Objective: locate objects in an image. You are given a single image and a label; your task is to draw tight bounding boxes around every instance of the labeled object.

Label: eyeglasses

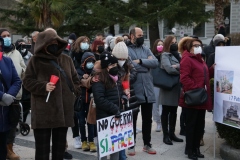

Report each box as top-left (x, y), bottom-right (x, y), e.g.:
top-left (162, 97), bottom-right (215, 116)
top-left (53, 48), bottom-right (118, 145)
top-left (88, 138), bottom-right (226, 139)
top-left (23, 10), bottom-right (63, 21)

top-left (192, 44), bottom-right (202, 48)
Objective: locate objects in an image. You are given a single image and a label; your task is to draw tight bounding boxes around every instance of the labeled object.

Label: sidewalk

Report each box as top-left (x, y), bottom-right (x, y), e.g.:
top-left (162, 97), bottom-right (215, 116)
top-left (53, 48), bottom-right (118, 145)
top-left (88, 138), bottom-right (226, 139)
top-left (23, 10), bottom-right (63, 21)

top-left (14, 108), bottom-right (223, 160)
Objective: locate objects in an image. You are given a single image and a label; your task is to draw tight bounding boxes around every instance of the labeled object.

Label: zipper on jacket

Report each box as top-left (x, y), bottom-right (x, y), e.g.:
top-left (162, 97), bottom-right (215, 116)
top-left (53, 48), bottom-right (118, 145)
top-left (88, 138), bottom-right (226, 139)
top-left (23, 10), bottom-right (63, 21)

top-left (116, 82), bottom-right (121, 111)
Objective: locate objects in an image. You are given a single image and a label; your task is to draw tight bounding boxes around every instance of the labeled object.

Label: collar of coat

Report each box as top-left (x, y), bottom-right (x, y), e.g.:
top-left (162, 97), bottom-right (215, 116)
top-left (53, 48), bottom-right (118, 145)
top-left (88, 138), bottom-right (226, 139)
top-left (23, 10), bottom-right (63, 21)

top-left (182, 50), bottom-right (204, 63)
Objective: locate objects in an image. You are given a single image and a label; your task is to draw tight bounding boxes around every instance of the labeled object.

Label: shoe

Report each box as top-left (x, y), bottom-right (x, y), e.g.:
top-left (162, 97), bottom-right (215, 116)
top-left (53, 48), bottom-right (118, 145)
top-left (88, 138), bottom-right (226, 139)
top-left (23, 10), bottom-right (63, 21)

top-left (155, 123), bottom-right (162, 132)
top-left (63, 151), bottom-right (73, 159)
top-left (74, 136), bottom-right (82, 149)
top-left (143, 144), bottom-right (156, 154)
top-left (188, 150), bottom-right (198, 160)
top-left (136, 128), bottom-right (142, 134)
top-left (169, 133), bottom-right (184, 142)
top-left (6, 144), bottom-right (20, 160)
top-left (163, 135), bottom-right (173, 145)
top-left (89, 142), bottom-right (97, 152)
top-left (179, 129), bottom-right (186, 136)
top-left (128, 147), bottom-right (136, 156)
top-left (200, 138), bottom-right (204, 146)
top-left (195, 148), bottom-right (204, 158)
top-left (82, 141), bottom-right (90, 151)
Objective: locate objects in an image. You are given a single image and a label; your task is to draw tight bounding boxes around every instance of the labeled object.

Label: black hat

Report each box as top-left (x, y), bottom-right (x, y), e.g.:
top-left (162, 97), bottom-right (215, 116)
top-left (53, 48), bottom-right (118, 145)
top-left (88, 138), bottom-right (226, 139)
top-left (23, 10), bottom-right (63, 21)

top-left (0, 28), bottom-right (9, 36)
top-left (100, 51), bottom-right (118, 69)
top-left (69, 33), bottom-right (77, 41)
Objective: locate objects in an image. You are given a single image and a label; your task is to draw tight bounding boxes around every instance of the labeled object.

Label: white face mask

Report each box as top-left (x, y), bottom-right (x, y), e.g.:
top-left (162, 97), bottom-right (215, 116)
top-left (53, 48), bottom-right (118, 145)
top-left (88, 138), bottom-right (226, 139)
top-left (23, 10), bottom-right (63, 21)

top-left (68, 39), bottom-right (73, 44)
top-left (118, 60), bottom-right (126, 67)
top-left (21, 49), bottom-right (27, 53)
top-left (193, 47), bottom-right (202, 55)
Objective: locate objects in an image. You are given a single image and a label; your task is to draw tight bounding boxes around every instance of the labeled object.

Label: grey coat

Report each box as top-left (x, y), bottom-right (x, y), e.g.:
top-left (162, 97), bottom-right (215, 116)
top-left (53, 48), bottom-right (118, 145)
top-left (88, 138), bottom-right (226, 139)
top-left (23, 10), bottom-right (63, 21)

top-left (159, 52), bottom-right (181, 106)
top-left (127, 43), bottom-right (158, 104)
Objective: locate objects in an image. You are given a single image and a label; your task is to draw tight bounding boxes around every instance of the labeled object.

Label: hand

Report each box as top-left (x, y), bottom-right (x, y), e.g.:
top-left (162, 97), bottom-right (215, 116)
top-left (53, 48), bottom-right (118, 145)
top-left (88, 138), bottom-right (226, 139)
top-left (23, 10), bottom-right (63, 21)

top-left (124, 89), bottom-right (130, 99)
top-left (83, 74), bottom-right (89, 79)
top-left (2, 94), bottom-right (15, 106)
top-left (91, 75), bottom-right (99, 83)
top-left (172, 65), bottom-right (178, 68)
top-left (133, 59), bottom-right (140, 64)
top-left (46, 82), bottom-right (56, 92)
top-left (212, 63), bottom-right (216, 69)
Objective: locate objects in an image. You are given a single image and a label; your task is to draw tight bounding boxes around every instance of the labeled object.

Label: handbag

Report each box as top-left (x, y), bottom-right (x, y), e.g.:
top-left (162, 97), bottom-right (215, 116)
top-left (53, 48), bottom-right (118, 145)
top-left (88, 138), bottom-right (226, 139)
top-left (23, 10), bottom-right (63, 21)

top-left (87, 94), bottom-right (96, 124)
top-left (184, 66), bottom-right (208, 106)
top-left (0, 73), bottom-right (20, 127)
top-left (151, 56), bottom-right (179, 90)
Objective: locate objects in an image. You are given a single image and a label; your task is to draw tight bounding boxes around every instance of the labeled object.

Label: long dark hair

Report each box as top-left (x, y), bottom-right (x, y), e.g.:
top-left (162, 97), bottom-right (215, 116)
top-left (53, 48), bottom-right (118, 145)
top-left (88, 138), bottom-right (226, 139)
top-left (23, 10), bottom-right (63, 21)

top-left (152, 39), bottom-right (164, 55)
top-left (98, 68), bottom-right (116, 89)
top-left (163, 35), bottom-right (175, 53)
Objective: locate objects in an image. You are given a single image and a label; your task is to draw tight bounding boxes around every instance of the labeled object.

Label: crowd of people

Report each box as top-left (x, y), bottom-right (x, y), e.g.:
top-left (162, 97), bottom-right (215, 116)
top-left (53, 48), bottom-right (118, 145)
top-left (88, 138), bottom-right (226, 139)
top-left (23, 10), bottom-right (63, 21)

top-left (0, 25), bottom-right (230, 160)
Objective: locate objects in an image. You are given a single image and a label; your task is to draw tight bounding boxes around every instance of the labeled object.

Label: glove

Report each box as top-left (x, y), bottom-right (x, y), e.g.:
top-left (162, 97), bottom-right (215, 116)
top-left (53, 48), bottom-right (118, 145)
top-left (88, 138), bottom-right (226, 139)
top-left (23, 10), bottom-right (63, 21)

top-left (115, 111), bottom-right (122, 119)
top-left (0, 101), bottom-right (7, 106)
top-left (2, 93), bottom-right (15, 106)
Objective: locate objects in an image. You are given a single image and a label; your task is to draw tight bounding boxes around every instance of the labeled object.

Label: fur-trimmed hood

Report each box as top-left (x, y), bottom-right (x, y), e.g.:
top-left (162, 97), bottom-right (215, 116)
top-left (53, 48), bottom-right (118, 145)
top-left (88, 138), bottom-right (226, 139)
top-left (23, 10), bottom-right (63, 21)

top-left (178, 37), bottom-right (193, 53)
top-left (34, 30), bottom-right (67, 58)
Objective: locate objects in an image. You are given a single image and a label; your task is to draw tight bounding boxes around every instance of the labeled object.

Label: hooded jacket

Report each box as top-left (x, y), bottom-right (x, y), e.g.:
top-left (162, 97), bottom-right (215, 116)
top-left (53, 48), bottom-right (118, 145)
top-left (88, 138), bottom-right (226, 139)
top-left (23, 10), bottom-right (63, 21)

top-left (23, 30), bottom-right (81, 129)
top-left (78, 52), bottom-right (95, 103)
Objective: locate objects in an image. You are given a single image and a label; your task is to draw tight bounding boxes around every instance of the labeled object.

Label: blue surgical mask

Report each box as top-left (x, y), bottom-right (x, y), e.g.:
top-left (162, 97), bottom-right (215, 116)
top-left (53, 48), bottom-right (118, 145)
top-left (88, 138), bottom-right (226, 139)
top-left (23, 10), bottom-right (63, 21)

top-left (86, 62), bottom-right (94, 69)
top-left (3, 37), bottom-right (11, 47)
top-left (80, 42), bottom-right (89, 51)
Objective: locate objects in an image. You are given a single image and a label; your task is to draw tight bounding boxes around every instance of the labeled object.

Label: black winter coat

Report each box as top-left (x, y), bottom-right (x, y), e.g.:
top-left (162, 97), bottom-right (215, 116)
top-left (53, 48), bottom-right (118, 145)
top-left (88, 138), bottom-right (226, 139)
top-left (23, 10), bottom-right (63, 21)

top-left (92, 80), bottom-right (123, 120)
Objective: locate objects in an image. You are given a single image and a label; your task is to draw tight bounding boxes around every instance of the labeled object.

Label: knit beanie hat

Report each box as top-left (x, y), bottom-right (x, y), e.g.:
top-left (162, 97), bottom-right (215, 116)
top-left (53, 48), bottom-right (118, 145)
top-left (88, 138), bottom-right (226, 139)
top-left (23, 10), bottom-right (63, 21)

top-left (100, 51), bottom-right (118, 69)
top-left (213, 34), bottom-right (224, 43)
top-left (0, 28), bottom-right (8, 36)
top-left (69, 33), bottom-right (77, 41)
top-left (112, 42), bottom-right (128, 59)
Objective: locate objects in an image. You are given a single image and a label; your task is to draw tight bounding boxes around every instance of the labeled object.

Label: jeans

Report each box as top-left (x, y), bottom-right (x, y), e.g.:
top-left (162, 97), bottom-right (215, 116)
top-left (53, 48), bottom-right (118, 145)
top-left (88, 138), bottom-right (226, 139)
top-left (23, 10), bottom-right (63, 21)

top-left (119, 149), bottom-right (127, 160)
top-left (71, 112), bottom-right (80, 138)
top-left (33, 127), bottom-right (68, 160)
top-left (0, 131), bottom-right (8, 160)
top-left (79, 102), bottom-right (94, 142)
top-left (185, 108), bottom-right (205, 151)
top-left (152, 87), bottom-right (162, 123)
top-left (141, 103), bottom-right (153, 146)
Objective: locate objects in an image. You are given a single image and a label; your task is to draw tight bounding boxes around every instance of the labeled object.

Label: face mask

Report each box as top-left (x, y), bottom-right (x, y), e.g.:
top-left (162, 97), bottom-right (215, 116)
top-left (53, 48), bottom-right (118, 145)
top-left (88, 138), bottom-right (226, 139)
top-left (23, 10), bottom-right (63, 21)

top-left (21, 49), bottom-right (27, 53)
top-left (3, 37), bottom-right (11, 47)
top-left (46, 44), bottom-right (58, 54)
top-left (135, 37), bottom-right (144, 46)
top-left (193, 47), bottom-right (202, 55)
top-left (68, 39), bottom-right (73, 44)
top-left (97, 46), bottom-right (104, 53)
top-left (86, 62), bottom-right (94, 69)
top-left (157, 45), bottom-right (163, 52)
top-left (118, 60), bottom-right (126, 67)
top-left (108, 66), bottom-right (119, 76)
top-left (109, 74), bottom-right (118, 82)
top-left (80, 42), bottom-right (89, 51)
top-left (170, 43), bottom-right (178, 52)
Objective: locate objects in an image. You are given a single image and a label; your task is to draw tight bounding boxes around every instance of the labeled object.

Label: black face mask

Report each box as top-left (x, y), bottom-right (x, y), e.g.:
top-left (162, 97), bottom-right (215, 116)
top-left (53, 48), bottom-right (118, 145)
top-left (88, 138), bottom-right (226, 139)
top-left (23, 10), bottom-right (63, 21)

top-left (135, 37), bottom-right (144, 46)
top-left (46, 44), bottom-right (58, 55)
top-left (170, 43), bottom-right (178, 52)
top-left (109, 66), bottom-right (119, 76)
top-left (97, 46), bottom-right (104, 53)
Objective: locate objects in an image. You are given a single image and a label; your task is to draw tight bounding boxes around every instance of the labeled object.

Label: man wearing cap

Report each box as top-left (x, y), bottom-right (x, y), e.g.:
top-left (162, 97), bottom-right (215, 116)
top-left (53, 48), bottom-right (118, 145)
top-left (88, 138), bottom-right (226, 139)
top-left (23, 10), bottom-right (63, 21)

top-left (126, 27), bottom-right (158, 155)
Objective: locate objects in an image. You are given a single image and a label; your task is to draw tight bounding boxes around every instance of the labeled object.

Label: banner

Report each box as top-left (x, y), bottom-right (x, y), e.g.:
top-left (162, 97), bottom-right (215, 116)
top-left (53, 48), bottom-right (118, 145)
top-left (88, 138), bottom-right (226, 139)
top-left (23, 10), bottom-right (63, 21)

top-left (213, 46), bottom-right (240, 129)
top-left (97, 110), bottom-right (134, 158)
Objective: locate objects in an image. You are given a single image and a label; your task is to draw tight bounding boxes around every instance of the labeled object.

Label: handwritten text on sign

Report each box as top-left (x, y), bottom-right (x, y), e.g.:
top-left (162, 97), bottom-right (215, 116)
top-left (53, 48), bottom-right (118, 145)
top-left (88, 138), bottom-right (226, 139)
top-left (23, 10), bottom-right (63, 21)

top-left (97, 110), bottom-right (134, 158)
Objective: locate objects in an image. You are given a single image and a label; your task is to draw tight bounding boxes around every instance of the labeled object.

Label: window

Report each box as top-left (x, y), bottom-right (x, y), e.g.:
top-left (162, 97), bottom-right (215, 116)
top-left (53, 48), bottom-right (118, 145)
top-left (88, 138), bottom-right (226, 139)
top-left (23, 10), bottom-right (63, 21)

top-left (193, 22), bottom-right (205, 37)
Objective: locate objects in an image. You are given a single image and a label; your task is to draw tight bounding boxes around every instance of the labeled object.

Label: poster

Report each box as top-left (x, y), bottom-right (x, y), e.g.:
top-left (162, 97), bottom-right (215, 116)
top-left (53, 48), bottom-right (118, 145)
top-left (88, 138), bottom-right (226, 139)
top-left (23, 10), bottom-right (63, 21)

top-left (97, 110), bottom-right (134, 158)
top-left (213, 46), bottom-right (240, 129)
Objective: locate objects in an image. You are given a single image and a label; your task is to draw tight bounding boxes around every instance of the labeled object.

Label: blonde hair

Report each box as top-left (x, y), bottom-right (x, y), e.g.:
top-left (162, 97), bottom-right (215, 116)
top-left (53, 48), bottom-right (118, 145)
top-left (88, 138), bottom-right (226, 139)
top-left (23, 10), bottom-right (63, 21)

top-left (115, 36), bottom-right (124, 44)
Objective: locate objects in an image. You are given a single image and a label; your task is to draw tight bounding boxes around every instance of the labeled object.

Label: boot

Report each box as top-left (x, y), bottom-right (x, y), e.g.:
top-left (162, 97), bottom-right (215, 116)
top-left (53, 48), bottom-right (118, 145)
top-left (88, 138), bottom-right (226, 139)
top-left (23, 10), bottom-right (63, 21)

top-left (188, 149), bottom-right (198, 160)
top-left (169, 112), bottom-right (183, 142)
top-left (161, 114), bottom-right (173, 145)
top-left (6, 144), bottom-right (20, 160)
top-left (194, 148), bottom-right (204, 158)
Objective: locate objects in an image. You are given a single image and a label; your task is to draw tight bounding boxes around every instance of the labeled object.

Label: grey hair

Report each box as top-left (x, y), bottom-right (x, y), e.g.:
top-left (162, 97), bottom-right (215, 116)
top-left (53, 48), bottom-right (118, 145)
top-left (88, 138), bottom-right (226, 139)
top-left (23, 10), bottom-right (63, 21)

top-left (31, 31), bottom-right (39, 37)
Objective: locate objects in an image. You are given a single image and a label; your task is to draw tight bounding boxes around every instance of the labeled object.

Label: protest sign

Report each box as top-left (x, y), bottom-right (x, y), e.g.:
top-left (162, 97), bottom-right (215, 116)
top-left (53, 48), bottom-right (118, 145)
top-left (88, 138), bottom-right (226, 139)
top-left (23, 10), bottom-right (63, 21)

top-left (97, 110), bottom-right (134, 158)
top-left (213, 46), bottom-right (240, 129)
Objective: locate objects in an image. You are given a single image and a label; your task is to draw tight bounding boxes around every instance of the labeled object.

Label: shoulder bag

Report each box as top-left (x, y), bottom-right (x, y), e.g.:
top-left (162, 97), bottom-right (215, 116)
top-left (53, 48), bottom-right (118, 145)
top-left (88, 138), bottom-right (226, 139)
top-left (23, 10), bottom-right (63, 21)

top-left (50, 60), bottom-right (81, 112)
top-left (184, 66), bottom-right (208, 106)
top-left (151, 55), bottom-right (179, 90)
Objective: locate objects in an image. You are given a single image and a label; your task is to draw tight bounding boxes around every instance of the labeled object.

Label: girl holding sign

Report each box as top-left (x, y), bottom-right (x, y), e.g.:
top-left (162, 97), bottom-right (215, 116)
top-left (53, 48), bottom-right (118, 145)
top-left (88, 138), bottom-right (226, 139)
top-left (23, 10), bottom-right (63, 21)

top-left (23, 29), bottom-right (80, 160)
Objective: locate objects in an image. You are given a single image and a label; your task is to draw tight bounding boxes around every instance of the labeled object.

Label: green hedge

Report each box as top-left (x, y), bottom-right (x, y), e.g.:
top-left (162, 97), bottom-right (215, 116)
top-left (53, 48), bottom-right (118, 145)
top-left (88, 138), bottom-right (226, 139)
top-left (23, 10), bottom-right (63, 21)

top-left (210, 79), bottom-right (240, 149)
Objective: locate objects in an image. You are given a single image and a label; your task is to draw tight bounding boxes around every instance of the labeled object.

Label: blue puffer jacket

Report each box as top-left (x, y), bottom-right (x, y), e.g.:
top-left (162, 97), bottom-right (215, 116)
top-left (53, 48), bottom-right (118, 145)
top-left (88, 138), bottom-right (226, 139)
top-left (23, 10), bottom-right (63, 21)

top-left (0, 56), bottom-right (22, 132)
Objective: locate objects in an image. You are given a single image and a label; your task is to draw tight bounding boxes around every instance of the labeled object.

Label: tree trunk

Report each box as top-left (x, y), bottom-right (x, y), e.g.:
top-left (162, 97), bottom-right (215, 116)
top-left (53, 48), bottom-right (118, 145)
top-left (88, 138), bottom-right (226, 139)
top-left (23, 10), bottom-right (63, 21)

top-left (149, 21), bottom-right (160, 49)
top-left (214, 0), bottom-right (225, 34)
